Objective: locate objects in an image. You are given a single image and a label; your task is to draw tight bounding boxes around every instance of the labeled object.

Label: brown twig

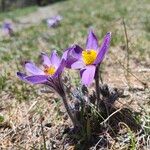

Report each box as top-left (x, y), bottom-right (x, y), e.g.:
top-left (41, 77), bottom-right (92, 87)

top-left (40, 116), bottom-right (47, 150)
top-left (111, 52), bottom-right (147, 89)
top-left (122, 19), bottom-right (131, 88)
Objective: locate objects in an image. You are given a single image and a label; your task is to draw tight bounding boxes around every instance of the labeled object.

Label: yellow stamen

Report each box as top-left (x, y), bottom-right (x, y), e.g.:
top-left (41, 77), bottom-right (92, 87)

top-left (82, 49), bottom-right (97, 65)
top-left (44, 66), bottom-right (56, 75)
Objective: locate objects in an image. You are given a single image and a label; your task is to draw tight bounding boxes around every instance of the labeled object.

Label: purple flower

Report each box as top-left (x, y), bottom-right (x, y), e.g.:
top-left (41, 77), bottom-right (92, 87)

top-left (17, 50), bottom-right (65, 86)
top-left (17, 51), bottom-right (78, 126)
top-left (65, 30), bottom-right (111, 86)
top-left (2, 22), bottom-right (14, 36)
top-left (47, 15), bottom-right (63, 28)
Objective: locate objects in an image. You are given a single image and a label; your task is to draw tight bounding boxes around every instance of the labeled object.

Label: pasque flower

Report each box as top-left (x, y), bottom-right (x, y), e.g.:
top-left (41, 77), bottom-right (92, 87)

top-left (2, 22), bottom-right (14, 36)
top-left (47, 15), bottom-right (63, 28)
top-left (17, 50), bottom-right (78, 127)
top-left (17, 51), bottom-right (65, 84)
top-left (65, 30), bottom-right (111, 86)
top-left (17, 50), bottom-right (67, 97)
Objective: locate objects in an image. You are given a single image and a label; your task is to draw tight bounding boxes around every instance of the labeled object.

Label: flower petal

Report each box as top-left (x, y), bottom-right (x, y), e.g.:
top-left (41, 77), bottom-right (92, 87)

top-left (71, 60), bottom-right (85, 69)
top-left (17, 72), bottom-right (47, 84)
top-left (80, 68), bottom-right (86, 78)
top-left (62, 50), bottom-right (68, 60)
top-left (17, 72), bottom-right (27, 81)
top-left (63, 45), bottom-right (83, 68)
top-left (81, 65), bottom-right (96, 86)
top-left (41, 53), bottom-right (51, 66)
top-left (25, 75), bottom-right (48, 84)
top-left (94, 32), bottom-right (111, 64)
top-left (86, 30), bottom-right (99, 50)
top-left (53, 59), bottom-right (66, 77)
top-left (25, 62), bottom-right (44, 75)
top-left (50, 50), bottom-right (61, 68)
top-left (69, 45), bottom-right (83, 59)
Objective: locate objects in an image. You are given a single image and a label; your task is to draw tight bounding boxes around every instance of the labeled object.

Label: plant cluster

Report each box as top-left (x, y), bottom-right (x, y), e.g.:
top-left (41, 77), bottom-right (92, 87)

top-left (17, 30), bottom-right (141, 149)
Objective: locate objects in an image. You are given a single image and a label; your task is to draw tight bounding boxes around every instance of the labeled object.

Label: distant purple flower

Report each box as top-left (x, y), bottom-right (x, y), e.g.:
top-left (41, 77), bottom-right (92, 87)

top-left (17, 51), bottom-right (66, 95)
top-left (65, 30), bottom-right (111, 86)
top-left (47, 15), bottom-right (63, 28)
top-left (2, 22), bottom-right (14, 36)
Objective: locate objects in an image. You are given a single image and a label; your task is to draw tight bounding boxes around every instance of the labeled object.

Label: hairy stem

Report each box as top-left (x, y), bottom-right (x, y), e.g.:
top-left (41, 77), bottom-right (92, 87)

top-left (95, 65), bottom-right (101, 108)
top-left (48, 76), bottom-right (79, 127)
top-left (62, 94), bottom-right (78, 127)
top-left (99, 67), bottom-right (103, 84)
top-left (95, 67), bottom-right (110, 124)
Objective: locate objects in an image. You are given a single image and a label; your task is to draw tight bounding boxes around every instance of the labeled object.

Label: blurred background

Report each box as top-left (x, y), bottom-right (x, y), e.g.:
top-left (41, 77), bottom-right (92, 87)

top-left (0, 0), bottom-right (64, 12)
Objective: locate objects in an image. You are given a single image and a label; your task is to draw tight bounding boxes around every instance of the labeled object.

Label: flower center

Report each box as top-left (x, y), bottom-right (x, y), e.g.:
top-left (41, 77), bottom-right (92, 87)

top-left (82, 49), bottom-right (97, 65)
top-left (44, 66), bottom-right (56, 75)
